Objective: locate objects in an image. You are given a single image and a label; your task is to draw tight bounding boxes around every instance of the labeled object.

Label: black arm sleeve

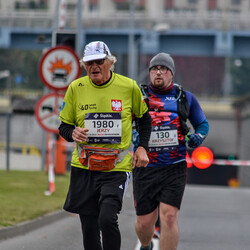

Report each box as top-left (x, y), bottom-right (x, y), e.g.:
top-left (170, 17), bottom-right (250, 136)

top-left (137, 110), bottom-right (152, 151)
top-left (58, 121), bottom-right (75, 142)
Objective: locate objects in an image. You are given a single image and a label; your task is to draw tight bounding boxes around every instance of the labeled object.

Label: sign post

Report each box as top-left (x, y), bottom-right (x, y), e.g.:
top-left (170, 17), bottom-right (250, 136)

top-left (37, 45), bottom-right (81, 195)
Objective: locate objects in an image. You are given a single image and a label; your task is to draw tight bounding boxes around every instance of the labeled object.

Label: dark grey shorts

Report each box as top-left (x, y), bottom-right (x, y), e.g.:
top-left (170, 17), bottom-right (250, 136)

top-left (132, 161), bottom-right (187, 215)
top-left (64, 166), bottom-right (131, 216)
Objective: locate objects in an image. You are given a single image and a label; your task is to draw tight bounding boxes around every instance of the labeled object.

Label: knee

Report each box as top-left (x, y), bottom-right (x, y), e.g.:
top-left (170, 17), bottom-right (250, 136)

top-left (163, 213), bottom-right (178, 229)
top-left (99, 210), bottom-right (118, 231)
top-left (136, 217), bottom-right (153, 231)
top-left (80, 214), bottom-right (99, 233)
top-left (136, 218), bottom-right (146, 230)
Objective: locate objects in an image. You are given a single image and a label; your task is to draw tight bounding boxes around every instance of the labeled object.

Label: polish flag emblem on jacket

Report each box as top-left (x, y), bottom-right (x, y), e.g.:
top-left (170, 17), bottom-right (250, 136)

top-left (111, 100), bottom-right (122, 111)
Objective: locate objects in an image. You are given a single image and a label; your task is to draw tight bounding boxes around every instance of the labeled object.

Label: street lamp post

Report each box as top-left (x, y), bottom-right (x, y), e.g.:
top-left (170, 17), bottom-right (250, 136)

top-left (128, 0), bottom-right (136, 80)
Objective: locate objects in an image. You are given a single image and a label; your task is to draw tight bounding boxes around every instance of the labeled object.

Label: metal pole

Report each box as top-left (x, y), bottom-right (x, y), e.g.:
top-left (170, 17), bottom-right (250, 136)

top-left (6, 112), bottom-right (11, 172)
top-left (128, 0), bottom-right (135, 80)
top-left (41, 0), bottom-right (60, 171)
top-left (223, 56), bottom-right (232, 97)
top-left (76, 0), bottom-right (83, 57)
top-left (53, 0), bottom-right (61, 31)
top-left (40, 130), bottom-right (47, 171)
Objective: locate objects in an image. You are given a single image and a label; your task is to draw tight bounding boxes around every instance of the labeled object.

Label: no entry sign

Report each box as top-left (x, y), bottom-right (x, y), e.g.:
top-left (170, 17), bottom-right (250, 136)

top-left (39, 46), bottom-right (81, 90)
top-left (35, 93), bottom-right (64, 133)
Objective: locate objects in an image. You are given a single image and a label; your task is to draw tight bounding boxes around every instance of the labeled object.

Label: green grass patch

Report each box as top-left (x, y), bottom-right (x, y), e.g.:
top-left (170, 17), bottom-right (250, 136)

top-left (0, 170), bottom-right (70, 228)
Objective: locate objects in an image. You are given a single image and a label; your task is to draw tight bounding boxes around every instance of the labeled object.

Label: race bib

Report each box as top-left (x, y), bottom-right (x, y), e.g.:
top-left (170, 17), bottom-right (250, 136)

top-left (148, 124), bottom-right (179, 152)
top-left (85, 112), bottom-right (122, 144)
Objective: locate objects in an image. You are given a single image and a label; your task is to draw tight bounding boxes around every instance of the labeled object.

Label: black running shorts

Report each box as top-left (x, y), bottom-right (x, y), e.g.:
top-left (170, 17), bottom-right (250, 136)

top-left (132, 161), bottom-right (187, 215)
top-left (64, 166), bottom-right (131, 216)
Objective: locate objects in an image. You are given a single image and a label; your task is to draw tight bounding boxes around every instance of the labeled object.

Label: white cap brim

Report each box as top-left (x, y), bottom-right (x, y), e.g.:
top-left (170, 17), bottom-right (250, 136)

top-left (82, 53), bottom-right (107, 62)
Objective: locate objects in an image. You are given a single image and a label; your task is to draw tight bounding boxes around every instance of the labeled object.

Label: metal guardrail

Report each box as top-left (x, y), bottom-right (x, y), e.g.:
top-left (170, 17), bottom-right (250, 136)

top-left (0, 9), bottom-right (250, 30)
top-left (0, 89), bottom-right (43, 98)
top-left (0, 142), bottom-right (41, 156)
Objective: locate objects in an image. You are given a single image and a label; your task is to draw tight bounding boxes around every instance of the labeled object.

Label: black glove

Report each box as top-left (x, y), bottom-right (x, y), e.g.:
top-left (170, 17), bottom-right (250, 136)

top-left (187, 133), bottom-right (204, 148)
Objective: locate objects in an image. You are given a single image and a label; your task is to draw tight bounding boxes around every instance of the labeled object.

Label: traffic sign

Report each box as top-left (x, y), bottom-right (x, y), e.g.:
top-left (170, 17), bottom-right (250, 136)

top-left (35, 93), bottom-right (64, 133)
top-left (39, 46), bottom-right (81, 90)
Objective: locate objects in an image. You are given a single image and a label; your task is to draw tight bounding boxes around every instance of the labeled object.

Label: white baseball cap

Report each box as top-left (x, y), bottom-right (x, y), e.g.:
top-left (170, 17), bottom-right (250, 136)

top-left (82, 41), bottom-right (111, 62)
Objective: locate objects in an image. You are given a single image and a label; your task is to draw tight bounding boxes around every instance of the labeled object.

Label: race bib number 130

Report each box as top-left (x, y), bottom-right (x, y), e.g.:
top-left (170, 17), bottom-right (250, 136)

top-left (85, 112), bottom-right (122, 144)
top-left (148, 124), bottom-right (179, 152)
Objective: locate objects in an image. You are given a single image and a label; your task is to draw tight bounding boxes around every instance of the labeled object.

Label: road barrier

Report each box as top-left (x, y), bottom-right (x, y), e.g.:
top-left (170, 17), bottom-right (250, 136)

top-left (0, 142), bottom-right (40, 155)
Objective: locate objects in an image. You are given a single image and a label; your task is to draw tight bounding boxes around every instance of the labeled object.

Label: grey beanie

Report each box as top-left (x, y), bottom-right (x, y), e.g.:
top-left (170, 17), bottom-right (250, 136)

top-left (149, 52), bottom-right (175, 75)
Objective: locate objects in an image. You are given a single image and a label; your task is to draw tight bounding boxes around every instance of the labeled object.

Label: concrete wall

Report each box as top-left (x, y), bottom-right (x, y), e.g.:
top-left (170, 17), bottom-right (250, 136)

top-left (204, 118), bottom-right (237, 156)
top-left (238, 102), bottom-right (250, 187)
top-left (0, 113), bottom-right (44, 151)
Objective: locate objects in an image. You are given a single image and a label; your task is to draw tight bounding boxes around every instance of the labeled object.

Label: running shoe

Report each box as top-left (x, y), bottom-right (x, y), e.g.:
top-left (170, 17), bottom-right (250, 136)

top-left (140, 241), bottom-right (153, 250)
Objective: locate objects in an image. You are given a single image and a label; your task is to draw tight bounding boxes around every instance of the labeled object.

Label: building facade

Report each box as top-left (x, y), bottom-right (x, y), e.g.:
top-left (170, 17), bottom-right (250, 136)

top-left (0, 0), bottom-right (250, 30)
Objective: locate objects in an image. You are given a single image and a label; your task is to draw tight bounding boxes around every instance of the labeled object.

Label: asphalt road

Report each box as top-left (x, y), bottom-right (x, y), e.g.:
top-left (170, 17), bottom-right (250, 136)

top-left (1, 183), bottom-right (250, 250)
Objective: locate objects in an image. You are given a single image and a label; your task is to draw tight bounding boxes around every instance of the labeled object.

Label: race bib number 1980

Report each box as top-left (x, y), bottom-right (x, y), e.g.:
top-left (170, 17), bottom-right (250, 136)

top-left (85, 112), bottom-right (122, 144)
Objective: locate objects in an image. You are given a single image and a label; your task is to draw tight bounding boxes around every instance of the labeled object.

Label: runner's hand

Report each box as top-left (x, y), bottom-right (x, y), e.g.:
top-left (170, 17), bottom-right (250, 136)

top-left (72, 127), bottom-right (89, 143)
top-left (132, 146), bottom-right (149, 168)
top-left (187, 133), bottom-right (203, 148)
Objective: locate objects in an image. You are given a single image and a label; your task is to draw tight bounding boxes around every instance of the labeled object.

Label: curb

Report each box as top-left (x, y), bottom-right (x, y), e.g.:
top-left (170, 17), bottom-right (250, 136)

top-left (0, 210), bottom-right (70, 241)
